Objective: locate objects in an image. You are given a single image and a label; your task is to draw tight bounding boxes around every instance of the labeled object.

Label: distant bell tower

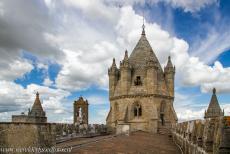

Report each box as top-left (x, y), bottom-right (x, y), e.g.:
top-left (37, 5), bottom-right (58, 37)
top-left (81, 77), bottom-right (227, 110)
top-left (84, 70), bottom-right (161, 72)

top-left (73, 96), bottom-right (89, 125)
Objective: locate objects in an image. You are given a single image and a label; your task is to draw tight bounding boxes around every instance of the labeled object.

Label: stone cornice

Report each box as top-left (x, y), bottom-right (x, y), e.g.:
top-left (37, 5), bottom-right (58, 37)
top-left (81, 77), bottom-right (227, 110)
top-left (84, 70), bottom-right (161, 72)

top-left (110, 93), bottom-right (174, 101)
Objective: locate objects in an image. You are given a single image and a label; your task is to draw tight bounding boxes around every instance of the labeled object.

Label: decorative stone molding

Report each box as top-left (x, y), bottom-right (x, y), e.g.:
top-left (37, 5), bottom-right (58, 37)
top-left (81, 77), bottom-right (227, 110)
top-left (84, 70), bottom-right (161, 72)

top-left (110, 94), bottom-right (174, 101)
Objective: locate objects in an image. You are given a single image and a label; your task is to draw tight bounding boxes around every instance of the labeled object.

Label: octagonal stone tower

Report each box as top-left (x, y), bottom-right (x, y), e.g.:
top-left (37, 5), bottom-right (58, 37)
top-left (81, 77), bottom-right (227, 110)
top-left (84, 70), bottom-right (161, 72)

top-left (106, 26), bottom-right (178, 134)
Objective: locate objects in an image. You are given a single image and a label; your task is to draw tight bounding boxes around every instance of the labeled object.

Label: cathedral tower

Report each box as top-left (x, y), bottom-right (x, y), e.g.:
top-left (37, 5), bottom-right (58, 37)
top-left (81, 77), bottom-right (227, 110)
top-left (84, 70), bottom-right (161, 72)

top-left (106, 25), bottom-right (177, 134)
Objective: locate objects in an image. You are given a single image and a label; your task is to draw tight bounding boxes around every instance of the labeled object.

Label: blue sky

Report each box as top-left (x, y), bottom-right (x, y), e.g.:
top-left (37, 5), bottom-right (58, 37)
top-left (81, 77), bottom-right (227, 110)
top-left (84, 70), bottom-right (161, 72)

top-left (0, 0), bottom-right (230, 123)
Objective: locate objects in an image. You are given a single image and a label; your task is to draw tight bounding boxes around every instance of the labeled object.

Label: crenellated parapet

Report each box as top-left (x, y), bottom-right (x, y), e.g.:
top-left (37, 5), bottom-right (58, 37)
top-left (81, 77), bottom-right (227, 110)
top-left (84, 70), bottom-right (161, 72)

top-left (172, 116), bottom-right (230, 154)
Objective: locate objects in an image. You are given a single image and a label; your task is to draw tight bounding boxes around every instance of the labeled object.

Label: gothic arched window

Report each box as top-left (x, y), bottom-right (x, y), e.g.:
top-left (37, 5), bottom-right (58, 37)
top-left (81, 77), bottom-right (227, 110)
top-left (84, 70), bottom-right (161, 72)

top-left (134, 102), bottom-right (142, 118)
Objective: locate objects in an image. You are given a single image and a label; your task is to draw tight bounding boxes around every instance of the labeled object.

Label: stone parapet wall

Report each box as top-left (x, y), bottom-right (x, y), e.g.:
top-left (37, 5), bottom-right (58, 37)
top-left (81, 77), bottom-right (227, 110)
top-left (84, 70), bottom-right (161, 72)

top-left (172, 116), bottom-right (230, 154)
top-left (0, 122), bottom-right (56, 153)
top-left (12, 115), bottom-right (47, 123)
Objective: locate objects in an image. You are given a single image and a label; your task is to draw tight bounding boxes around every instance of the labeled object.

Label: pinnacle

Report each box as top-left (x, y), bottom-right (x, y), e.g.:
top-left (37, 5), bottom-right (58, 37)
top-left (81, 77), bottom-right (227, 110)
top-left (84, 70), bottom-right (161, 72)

top-left (112, 58), bottom-right (117, 68)
top-left (142, 24), bottom-right (145, 35)
top-left (124, 50), bottom-right (128, 60)
top-left (31, 92), bottom-right (44, 113)
top-left (205, 88), bottom-right (223, 118)
top-left (166, 56), bottom-right (173, 68)
top-left (213, 88), bottom-right (216, 94)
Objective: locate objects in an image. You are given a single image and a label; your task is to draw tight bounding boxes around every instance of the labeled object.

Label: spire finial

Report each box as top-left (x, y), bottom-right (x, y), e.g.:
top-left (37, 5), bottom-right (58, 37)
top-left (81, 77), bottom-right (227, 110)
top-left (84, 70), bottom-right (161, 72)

top-left (112, 58), bottom-right (117, 68)
top-left (125, 50), bottom-right (128, 58)
top-left (213, 88), bottom-right (216, 94)
top-left (142, 11), bottom-right (145, 35)
top-left (36, 91), bottom-right (39, 97)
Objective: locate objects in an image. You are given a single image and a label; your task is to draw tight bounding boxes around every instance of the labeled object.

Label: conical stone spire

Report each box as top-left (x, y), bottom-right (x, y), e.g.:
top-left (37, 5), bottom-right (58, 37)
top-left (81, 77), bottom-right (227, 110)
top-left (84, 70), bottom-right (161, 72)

top-left (120, 50), bottom-right (130, 69)
top-left (204, 88), bottom-right (224, 119)
top-left (111, 58), bottom-right (117, 68)
top-left (129, 27), bottom-right (162, 72)
top-left (29, 92), bottom-right (45, 117)
top-left (166, 56), bottom-right (173, 68)
top-left (164, 56), bottom-right (175, 73)
top-left (124, 50), bottom-right (128, 60)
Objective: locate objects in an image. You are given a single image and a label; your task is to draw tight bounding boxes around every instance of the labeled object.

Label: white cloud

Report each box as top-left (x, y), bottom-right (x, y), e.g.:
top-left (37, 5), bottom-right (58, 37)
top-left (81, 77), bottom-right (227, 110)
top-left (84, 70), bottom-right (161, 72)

top-left (87, 96), bottom-right (108, 105)
top-left (0, 81), bottom-right (71, 122)
top-left (182, 60), bottom-right (230, 93)
top-left (177, 108), bottom-right (205, 122)
top-left (0, 1), bottom-right (4, 16)
top-left (105, 0), bottom-right (218, 13)
top-left (192, 28), bottom-right (230, 64)
top-left (89, 108), bottom-right (109, 124)
top-left (43, 77), bottom-right (54, 86)
top-left (37, 62), bottom-right (49, 70)
top-left (167, 0), bottom-right (218, 12)
top-left (63, 0), bottom-right (119, 24)
top-left (222, 104), bottom-right (230, 116)
top-left (0, 58), bottom-right (33, 81)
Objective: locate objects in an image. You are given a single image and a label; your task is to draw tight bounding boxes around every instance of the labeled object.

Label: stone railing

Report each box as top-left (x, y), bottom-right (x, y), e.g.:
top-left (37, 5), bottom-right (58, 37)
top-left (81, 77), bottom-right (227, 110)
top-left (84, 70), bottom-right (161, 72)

top-left (172, 116), bottom-right (230, 154)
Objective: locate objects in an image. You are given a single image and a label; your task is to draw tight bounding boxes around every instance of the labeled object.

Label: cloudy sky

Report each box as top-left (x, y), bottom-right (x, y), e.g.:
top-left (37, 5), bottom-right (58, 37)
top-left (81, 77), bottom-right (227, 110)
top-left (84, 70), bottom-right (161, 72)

top-left (0, 0), bottom-right (229, 123)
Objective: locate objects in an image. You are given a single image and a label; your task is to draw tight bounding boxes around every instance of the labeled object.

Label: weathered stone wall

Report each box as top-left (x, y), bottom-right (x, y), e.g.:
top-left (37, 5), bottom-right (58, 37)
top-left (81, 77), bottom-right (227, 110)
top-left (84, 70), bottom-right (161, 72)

top-left (107, 96), bottom-right (177, 134)
top-left (0, 122), bottom-right (56, 153)
top-left (172, 116), bottom-right (230, 154)
top-left (12, 115), bottom-right (47, 123)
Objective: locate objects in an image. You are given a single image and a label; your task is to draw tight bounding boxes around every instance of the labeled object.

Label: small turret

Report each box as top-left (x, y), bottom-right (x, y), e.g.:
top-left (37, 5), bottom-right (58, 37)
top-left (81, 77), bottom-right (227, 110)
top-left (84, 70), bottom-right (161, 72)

top-left (204, 88), bottom-right (224, 119)
top-left (146, 52), bottom-right (158, 93)
top-left (108, 58), bottom-right (119, 97)
top-left (164, 56), bottom-right (175, 97)
top-left (164, 56), bottom-right (175, 72)
top-left (108, 58), bottom-right (117, 74)
top-left (120, 50), bottom-right (129, 68)
top-left (29, 92), bottom-right (46, 117)
top-left (120, 50), bottom-right (131, 95)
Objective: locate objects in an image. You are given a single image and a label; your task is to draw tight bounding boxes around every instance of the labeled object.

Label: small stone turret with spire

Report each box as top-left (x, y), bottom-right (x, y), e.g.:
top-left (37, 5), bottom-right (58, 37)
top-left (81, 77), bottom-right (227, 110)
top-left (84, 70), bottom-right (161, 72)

top-left (12, 92), bottom-right (47, 123)
top-left (204, 88), bottom-right (224, 119)
top-left (120, 50), bottom-right (131, 95)
top-left (108, 58), bottom-right (119, 97)
top-left (164, 56), bottom-right (175, 97)
top-left (28, 92), bottom-right (46, 117)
